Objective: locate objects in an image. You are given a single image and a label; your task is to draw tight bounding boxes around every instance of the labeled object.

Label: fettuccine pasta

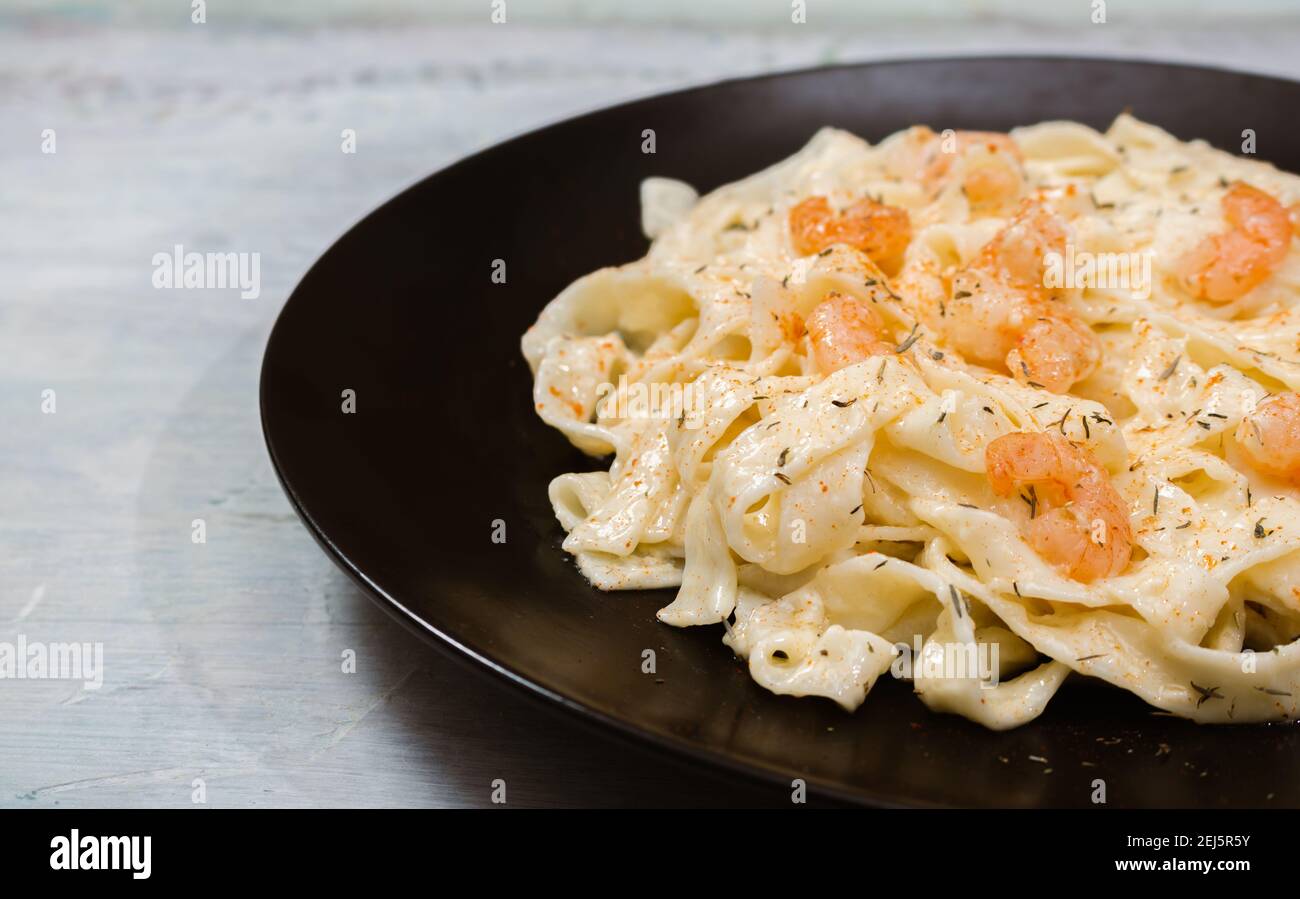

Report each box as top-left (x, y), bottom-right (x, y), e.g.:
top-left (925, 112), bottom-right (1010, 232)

top-left (521, 114), bottom-right (1300, 729)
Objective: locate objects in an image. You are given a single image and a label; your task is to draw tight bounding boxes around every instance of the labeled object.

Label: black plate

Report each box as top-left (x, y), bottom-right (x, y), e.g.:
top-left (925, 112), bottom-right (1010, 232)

top-left (261, 57), bottom-right (1300, 807)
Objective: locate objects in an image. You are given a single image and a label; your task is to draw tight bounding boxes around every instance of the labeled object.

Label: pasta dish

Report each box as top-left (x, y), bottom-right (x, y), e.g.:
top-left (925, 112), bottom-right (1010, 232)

top-left (521, 115), bottom-right (1300, 729)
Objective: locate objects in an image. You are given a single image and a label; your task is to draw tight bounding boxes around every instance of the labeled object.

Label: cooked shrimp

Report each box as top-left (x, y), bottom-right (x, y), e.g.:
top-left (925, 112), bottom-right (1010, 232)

top-left (1006, 315), bottom-right (1102, 395)
top-left (985, 431), bottom-right (1133, 583)
top-left (943, 201), bottom-right (1100, 392)
top-left (1235, 392), bottom-right (1300, 484)
top-left (962, 158), bottom-right (1025, 209)
top-left (974, 199), bottom-right (1070, 289)
top-left (789, 195), bottom-right (912, 271)
top-left (805, 291), bottom-right (894, 375)
top-left (1176, 182), bottom-right (1292, 302)
top-left (904, 128), bottom-right (1025, 207)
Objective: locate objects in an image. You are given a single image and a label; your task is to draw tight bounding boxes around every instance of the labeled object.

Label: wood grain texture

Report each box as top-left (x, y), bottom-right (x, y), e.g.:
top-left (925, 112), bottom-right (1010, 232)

top-left (2, 17), bottom-right (1298, 808)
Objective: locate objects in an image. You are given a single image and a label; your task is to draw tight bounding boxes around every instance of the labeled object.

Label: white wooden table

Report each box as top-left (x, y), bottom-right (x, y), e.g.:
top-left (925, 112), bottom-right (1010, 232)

top-left (4, 16), bottom-right (1299, 807)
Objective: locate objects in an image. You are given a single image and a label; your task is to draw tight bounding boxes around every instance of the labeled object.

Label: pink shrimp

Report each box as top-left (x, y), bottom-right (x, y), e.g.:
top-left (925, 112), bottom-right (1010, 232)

top-left (1006, 315), bottom-right (1102, 396)
top-left (985, 431), bottom-right (1133, 583)
top-left (904, 128), bottom-right (1026, 207)
top-left (1176, 182), bottom-right (1292, 302)
top-left (805, 291), bottom-right (894, 375)
top-left (943, 201), bottom-right (1100, 392)
top-left (789, 195), bottom-right (913, 273)
top-left (1235, 392), bottom-right (1300, 485)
